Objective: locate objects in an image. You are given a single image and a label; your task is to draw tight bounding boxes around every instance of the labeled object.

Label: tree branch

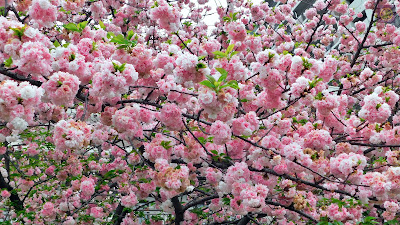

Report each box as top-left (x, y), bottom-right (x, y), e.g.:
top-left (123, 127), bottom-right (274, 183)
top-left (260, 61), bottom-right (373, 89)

top-left (264, 200), bottom-right (317, 223)
top-left (171, 196), bottom-right (184, 225)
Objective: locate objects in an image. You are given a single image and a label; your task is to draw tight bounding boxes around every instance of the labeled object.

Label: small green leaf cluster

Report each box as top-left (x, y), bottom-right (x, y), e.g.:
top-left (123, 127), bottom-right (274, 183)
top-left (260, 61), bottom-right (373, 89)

top-left (59, 7), bottom-right (72, 14)
top-left (317, 218), bottom-right (344, 225)
top-left (98, 20), bottom-right (107, 30)
top-left (212, 44), bottom-right (239, 60)
top-left (63, 21), bottom-right (88, 33)
top-left (160, 140), bottom-right (172, 150)
top-left (309, 77), bottom-right (323, 89)
top-left (179, 38), bottom-right (192, 49)
top-left (317, 197), bottom-right (363, 210)
top-left (0, 7), bottom-right (6, 17)
top-left (183, 21), bottom-right (192, 27)
top-left (108, 30), bottom-right (138, 50)
top-left (11, 26), bottom-right (27, 40)
top-left (210, 150), bottom-right (232, 161)
top-left (223, 12), bottom-right (239, 22)
top-left (196, 62), bottom-right (207, 71)
top-left (3, 56), bottom-right (13, 67)
top-left (199, 68), bottom-right (239, 93)
top-left (190, 207), bottom-right (209, 220)
top-left (302, 57), bottom-right (313, 70)
top-left (315, 92), bottom-right (324, 100)
top-left (292, 117), bottom-right (308, 125)
top-left (53, 40), bottom-right (70, 48)
top-left (112, 62), bottom-right (126, 72)
top-left (197, 136), bottom-right (213, 145)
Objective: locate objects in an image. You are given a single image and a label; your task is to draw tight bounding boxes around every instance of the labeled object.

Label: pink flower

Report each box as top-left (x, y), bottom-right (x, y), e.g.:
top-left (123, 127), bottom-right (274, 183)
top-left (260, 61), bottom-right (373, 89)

top-left (1, 190), bottom-right (11, 198)
top-left (121, 193), bottom-right (138, 208)
top-left (0, 147), bottom-right (6, 155)
top-left (28, 0), bottom-right (57, 27)
top-left (149, 0), bottom-right (181, 32)
top-left (90, 207), bottom-right (104, 218)
top-left (210, 120), bottom-right (231, 145)
top-left (273, 163), bottom-right (288, 175)
top-left (358, 93), bottom-right (391, 124)
top-left (112, 105), bottom-right (144, 140)
top-left (231, 112), bottom-right (259, 136)
top-left (80, 178), bottom-right (95, 197)
top-left (53, 120), bottom-right (92, 151)
top-left (17, 42), bottom-right (53, 77)
top-left (42, 202), bottom-right (54, 217)
top-left (158, 103), bottom-right (183, 131)
top-left (226, 22), bottom-right (247, 42)
top-left (42, 72), bottom-right (80, 107)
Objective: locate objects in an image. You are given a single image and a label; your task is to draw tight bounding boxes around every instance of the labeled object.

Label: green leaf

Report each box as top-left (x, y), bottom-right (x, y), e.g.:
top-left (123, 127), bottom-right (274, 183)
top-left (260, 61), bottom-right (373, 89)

top-left (119, 63), bottom-right (126, 72)
top-left (384, 220), bottom-right (398, 225)
top-left (198, 55), bottom-right (206, 61)
top-left (206, 75), bottom-right (216, 84)
top-left (99, 20), bottom-right (106, 30)
top-left (107, 32), bottom-right (116, 39)
top-left (210, 150), bottom-right (218, 155)
top-left (199, 80), bottom-right (215, 90)
top-left (183, 21), bottom-right (192, 27)
top-left (111, 34), bottom-right (128, 44)
top-left (91, 41), bottom-right (97, 52)
top-left (222, 197), bottom-right (230, 205)
top-left (78, 21), bottom-right (88, 30)
top-left (112, 62), bottom-right (119, 71)
top-left (223, 16), bottom-right (231, 22)
top-left (63, 23), bottom-right (79, 32)
top-left (196, 63), bottom-right (207, 71)
top-left (230, 51), bottom-right (239, 57)
top-left (126, 30), bottom-right (134, 40)
top-left (232, 12), bottom-right (239, 21)
top-left (197, 137), bottom-right (207, 144)
top-left (315, 92), bottom-right (323, 100)
top-left (299, 119), bottom-right (307, 125)
top-left (226, 44), bottom-right (234, 53)
top-left (160, 140), bottom-right (172, 150)
top-left (69, 53), bottom-right (75, 62)
top-left (0, 7), bottom-right (6, 17)
top-left (53, 40), bottom-right (61, 47)
top-left (11, 26), bottom-right (26, 39)
top-left (4, 57), bottom-right (13, 67)
top-left (212, 51), bottom-right (227, 58)
top-left (220, 80), bottom-right (239, 90)
top-left (302, 57), bottom-right (313, 70)
top-left (216, 68), bottom-right (228, 82)
top-left (240, 99), bottom-right (248, 102)
top-left (180, 39), bottom-right (191, 49)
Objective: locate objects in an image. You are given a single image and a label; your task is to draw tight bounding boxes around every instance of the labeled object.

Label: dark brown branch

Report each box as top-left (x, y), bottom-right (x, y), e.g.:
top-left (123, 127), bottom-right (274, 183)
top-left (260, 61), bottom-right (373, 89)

top-left (237, 216), bottom-right (251, 225)
top-left (363, 42), bottom-right (393, 49)
top-left (0, 173), bottom-right (23, 211)
top-left (264, 200), bottom-right (317, 223)
top-left (183, 195), bottom-right (219, 211)
top-left (249, 167), bottom-right (355, 198)
top-left (348, 142), bottom-right (400, 148)
top-left (6, 6), bottom-right (29, 23)
top-left (0, 65), bottom-right (42, 86)
top-left (175, 32), bottom-right (195, 55)
top-left (305, 1), bottom-right (332, 51)
top-left (171, 196), bottom-right (184, 225)
top-left (350, 0), bottom-right (381, 68)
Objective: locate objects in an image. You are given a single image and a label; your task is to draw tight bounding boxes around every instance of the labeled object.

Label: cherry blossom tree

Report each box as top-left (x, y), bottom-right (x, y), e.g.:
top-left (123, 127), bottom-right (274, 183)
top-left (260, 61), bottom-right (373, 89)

top-left (1, 0), bottom-right (400, 224)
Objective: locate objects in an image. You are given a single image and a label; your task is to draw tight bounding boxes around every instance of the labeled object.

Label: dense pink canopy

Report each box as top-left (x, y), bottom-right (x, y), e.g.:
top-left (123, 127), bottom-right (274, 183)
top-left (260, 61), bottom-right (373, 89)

top-left (1, 0), bottom-right (400, 224)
